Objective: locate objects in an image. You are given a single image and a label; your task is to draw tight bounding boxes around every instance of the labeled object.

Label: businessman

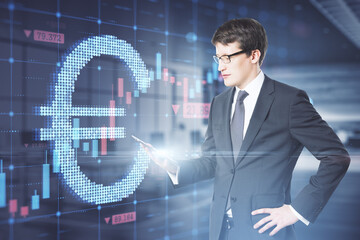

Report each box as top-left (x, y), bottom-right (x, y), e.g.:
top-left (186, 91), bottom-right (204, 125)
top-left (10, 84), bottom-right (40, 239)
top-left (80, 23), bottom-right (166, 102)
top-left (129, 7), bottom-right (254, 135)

top-left (143, 18), bottom-right (350, 240)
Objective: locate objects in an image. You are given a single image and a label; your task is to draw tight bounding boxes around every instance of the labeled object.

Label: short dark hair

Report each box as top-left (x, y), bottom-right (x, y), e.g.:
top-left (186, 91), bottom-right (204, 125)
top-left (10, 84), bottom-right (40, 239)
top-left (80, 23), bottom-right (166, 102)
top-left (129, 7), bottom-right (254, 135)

top-left (211, 18), bottom-right (268, 66)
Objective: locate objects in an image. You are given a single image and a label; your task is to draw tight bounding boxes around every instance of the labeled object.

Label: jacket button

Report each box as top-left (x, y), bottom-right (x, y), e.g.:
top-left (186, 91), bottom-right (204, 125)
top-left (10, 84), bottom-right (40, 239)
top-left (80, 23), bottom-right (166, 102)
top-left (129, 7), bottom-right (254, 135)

top-left (231, 197), bottom-right (237, 202)
top-left (230, 169), bottom-right (235, 174)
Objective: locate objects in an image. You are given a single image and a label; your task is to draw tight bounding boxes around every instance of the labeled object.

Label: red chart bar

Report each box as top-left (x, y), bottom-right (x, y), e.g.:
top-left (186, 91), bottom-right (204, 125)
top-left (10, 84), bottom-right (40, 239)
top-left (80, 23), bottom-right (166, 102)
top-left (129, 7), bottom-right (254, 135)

top-left (163, 68), bottom-right (168, 81)
top-left (9, 199), bottom-right (17, 216)
top-left (126, 92), bottom-right (132, 105)
top-left (20, 206), bottom-right (29, 218)
top-left (183, 77), bottom-right (188, 103)
top-left (170, 76), bottom-right (175, 84)
top-left (109, 100), bottom-right (115, 141)
top-left (118, 78), bottom-right (124, 98)
top-left (101, 126), bottom-right (107, 155)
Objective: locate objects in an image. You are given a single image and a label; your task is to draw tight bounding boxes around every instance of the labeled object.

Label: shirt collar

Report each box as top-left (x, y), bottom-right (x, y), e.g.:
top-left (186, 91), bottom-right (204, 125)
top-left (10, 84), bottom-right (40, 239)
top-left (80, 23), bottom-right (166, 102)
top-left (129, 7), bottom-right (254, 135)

top-left (234, 71), bottom-right (265, 99)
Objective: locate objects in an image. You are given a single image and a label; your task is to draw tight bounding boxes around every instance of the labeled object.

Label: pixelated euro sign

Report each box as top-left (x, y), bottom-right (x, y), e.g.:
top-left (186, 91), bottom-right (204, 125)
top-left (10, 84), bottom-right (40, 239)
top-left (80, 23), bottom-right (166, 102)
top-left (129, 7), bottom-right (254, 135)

top-left (35, 35), bottom-right (151, 204)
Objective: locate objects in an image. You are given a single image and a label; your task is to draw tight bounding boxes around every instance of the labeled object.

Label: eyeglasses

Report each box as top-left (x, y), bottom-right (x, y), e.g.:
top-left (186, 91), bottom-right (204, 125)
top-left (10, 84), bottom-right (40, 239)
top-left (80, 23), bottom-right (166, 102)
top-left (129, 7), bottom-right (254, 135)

top-left (213, 50), bottom-right (247, 64)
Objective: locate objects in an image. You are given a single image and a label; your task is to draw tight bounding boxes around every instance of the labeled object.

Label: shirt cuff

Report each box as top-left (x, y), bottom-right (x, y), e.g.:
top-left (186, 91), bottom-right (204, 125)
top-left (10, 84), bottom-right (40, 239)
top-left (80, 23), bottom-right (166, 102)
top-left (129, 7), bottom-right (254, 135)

top-left (167, 166), bottom-right (180, 185)
top-left (289, 205), bottom-right (310, 226)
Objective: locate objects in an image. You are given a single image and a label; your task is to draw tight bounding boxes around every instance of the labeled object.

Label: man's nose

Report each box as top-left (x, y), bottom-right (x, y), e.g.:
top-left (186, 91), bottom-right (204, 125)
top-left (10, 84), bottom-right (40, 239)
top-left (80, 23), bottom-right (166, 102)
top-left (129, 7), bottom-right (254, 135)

top-left (218, 61), bottom-right (226, 72)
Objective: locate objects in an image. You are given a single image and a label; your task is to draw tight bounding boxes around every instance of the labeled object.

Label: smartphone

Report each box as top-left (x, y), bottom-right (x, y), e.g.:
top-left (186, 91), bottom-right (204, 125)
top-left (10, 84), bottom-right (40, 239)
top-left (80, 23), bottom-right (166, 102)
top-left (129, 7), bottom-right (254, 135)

top-left (131, 135), bottom-right (157, 151)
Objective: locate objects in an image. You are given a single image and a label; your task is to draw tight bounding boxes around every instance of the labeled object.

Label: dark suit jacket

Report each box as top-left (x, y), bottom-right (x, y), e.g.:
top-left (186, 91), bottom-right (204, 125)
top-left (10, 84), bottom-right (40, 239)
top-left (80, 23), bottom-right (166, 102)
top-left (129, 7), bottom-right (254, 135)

top-left (175, 75), bottom-right (350, 240)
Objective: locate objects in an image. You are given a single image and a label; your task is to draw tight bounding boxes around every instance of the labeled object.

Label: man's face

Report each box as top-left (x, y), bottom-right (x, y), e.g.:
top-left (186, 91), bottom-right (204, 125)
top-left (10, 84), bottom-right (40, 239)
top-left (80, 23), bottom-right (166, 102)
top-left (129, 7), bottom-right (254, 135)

top-left (215, 42), bottom-right (254, 89)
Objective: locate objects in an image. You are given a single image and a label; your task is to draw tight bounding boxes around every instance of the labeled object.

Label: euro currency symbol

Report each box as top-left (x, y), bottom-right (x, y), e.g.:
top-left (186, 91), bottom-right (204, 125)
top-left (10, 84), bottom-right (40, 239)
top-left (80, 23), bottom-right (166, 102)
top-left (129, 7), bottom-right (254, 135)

top-left (35, 35), bottom-right (151, 204)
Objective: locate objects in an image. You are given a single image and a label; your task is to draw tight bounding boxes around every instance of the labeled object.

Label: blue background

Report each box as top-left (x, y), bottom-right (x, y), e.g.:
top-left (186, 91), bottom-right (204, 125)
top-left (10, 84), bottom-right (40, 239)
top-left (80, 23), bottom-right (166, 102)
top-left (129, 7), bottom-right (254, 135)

top-left (0, 0), bottom-right (359, 239)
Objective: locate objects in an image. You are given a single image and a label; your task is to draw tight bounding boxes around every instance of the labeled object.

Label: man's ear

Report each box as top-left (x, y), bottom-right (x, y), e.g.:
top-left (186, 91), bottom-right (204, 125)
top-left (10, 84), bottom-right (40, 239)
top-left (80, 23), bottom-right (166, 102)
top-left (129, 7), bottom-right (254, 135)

top-left (250, 49), bottom-right (261, 64)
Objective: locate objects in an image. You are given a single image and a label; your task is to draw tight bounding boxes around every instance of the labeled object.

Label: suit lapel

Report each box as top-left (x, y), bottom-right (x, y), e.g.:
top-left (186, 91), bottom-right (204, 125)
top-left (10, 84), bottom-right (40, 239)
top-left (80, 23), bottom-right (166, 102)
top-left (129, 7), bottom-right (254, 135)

top-left (235, 76), bottom-right (275, 167)
top-left (221, 87), bottom-right (236, 166)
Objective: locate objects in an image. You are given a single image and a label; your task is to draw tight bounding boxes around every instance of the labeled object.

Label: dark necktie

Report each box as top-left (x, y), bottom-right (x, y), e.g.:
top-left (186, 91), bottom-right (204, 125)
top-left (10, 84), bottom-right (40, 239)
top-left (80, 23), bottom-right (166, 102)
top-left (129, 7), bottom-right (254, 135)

top-left (230, 90), bottom-right (249, 162)
top-left (226, 90), bottom-right (248, 214)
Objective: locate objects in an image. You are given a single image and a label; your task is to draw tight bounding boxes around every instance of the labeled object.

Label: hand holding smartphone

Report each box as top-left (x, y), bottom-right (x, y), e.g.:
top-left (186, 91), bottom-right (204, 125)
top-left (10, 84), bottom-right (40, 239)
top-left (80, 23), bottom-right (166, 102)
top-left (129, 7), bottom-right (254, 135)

top-left (131, 135), bottom-right (178, 174)
top-left (131, 135), bottom-right (157, 152)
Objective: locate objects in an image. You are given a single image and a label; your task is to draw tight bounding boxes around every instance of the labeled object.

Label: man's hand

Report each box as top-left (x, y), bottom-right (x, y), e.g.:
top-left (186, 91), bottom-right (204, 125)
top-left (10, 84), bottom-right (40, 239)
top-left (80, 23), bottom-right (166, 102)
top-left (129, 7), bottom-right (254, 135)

top-left (141, 143), bottom-right (178, 175)
top-left (251, 204), bottom-right (299, 236)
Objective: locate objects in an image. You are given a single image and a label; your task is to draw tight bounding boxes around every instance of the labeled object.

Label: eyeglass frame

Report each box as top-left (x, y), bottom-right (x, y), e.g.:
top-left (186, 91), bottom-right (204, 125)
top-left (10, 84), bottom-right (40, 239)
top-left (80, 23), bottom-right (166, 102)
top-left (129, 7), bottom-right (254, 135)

top-left (213, 50), bottom-right (248, 64)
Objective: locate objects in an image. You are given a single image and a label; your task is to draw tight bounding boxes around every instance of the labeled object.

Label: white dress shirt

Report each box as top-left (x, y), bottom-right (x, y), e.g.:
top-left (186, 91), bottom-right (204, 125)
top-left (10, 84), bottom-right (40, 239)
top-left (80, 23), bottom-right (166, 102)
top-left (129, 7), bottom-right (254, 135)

top-left (168, 70), bottom-right (309, 226)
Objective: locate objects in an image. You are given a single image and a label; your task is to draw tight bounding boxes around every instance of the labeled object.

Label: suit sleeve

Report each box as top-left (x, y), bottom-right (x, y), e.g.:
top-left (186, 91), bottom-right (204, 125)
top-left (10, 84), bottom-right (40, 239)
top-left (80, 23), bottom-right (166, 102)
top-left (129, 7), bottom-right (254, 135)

top-left (289, 90), bottom-right (350, 223)
top-left (175, 98), bottom-right (217, 187)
